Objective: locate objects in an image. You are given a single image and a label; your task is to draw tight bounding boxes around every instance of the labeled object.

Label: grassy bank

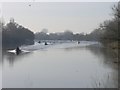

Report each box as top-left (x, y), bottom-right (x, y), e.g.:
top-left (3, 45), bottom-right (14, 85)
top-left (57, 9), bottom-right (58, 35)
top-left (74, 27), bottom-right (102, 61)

top-left (104, 41), bottom-right (120, 49)
top-left (102, 41), bottom-right (119, 63)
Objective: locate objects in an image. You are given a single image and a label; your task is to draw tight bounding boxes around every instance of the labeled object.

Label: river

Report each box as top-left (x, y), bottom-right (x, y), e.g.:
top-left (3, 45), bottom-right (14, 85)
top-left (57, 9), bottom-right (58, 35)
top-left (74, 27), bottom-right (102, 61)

top-left (1, 41), bottom-right (118, 88)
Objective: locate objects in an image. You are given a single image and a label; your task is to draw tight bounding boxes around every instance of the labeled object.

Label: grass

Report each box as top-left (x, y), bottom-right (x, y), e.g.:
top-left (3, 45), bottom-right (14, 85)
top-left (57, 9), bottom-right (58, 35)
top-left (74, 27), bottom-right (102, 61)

top-left (102, 41), bottom-right (119, 63)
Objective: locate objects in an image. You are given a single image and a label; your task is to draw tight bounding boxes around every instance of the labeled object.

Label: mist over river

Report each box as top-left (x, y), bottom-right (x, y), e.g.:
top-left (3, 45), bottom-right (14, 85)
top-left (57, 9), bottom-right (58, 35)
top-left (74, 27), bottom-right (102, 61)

top-left (1, 41), bottom-right (118, 88)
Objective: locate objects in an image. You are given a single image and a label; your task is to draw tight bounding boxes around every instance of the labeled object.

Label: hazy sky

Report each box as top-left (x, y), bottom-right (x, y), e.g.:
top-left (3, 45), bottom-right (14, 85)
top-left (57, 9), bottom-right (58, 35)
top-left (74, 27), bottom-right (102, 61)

top-left (2, 2), bottom-right (117, 33)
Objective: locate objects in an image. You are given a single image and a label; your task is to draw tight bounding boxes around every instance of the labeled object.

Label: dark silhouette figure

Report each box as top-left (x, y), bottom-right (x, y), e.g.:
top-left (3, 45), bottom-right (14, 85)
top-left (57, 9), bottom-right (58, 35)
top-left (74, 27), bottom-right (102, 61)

top-left (29, 4), bottom-right (31, 7)
top-left (78, 41), bottom-right (80, 44)
top-left (16, 47), bottom-right (21, 55)
top-left (38, 41), bottom-right (41, 43)
top-left (45, 42), bottom-right (48, 45)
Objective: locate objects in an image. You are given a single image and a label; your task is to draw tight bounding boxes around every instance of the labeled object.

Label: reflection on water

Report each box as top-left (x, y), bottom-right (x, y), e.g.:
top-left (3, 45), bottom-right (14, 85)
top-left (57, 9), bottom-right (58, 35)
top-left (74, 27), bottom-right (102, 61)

top-left (87, 47), bottom-right (118, 68)
top-left (64, 45), bottom-right (118, 88)
top-left (2, 42), bottom-right (118, 88)
top-left (2, 51), bottom-right (32, 67)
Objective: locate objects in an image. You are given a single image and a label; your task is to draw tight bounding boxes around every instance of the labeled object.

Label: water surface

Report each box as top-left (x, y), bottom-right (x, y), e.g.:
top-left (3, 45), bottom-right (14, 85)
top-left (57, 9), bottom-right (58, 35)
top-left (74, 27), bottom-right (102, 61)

top-left (1, 41), bottom-right (118, 88)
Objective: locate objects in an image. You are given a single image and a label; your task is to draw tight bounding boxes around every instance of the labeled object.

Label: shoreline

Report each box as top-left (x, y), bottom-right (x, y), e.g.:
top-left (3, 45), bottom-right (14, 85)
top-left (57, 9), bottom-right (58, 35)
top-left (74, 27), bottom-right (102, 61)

top-left (86, 42), bottom-right (119, 64)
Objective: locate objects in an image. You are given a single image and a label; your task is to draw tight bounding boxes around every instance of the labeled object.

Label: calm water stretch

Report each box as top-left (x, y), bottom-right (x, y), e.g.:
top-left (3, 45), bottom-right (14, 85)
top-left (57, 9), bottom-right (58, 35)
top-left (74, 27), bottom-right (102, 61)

top-left (1, 41), bottom-right (118, 88)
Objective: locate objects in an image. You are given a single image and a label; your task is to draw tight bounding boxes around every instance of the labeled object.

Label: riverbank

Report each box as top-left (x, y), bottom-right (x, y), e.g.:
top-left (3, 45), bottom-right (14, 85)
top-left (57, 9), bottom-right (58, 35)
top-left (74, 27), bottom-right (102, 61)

top-left (107, 41), bottom-right (119, 63)
top-left (86, 42), bottom-right (119, 64)
top-left (104, 41), bottom-right (120, 49)
top-left (103, 41), bottom-right (119, 60)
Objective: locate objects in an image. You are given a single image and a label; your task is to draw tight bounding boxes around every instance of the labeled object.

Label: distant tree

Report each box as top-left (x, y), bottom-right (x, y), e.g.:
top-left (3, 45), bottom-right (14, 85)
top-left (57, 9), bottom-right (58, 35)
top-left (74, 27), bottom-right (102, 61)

top-left (87, 28), bottom-right (104, 41)
top-left (2, 18), bottom-right (34, 49)
top-left (112, 2), bottom-right (120, 19)
top-left (63, 30), bottom-right (73, 40)
top-left (97, 2), bottom-right (119, 43)
top-left (41, 28), bottom-right (48, 34)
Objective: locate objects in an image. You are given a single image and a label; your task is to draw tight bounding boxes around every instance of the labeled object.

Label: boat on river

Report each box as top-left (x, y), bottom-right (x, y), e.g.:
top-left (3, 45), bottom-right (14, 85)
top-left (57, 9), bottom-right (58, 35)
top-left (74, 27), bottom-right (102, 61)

top-left (8, 48), bottom-right (30, 55)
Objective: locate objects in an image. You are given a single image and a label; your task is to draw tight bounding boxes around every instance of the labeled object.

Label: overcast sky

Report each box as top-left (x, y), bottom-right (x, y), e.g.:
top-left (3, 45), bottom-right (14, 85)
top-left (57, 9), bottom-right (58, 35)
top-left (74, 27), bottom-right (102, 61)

top-left (2, 2), bottom-right (117, 33)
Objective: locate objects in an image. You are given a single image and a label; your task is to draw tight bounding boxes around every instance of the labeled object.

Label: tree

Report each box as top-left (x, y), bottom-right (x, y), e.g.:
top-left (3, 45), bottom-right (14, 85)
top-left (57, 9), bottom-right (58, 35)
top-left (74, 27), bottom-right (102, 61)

top-left (99, 2), bottom-right (119, 43)
top-left (41, 28), bottom-right (48, 34)
top-left (2, 18), bottom-right (34, 49)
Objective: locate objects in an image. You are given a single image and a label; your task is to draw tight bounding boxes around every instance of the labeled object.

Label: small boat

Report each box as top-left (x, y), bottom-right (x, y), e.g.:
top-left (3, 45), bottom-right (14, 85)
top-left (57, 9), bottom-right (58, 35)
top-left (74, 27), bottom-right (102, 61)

top-left (16, 47), bottom-right (21, 55)
top-left (78, 41), bottom-right (80, 44)
top-left (45, 42), bottom-right (48, 45)
top-left (8, 48), bottom-right (30, 55)
top-left (38, 41), bottom-right (41, 43)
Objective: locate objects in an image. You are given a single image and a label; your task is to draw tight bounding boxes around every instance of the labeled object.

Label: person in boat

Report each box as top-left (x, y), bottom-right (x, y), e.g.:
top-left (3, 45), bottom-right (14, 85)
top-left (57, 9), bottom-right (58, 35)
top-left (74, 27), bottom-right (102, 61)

top-left (16, 47), bottom-right (21, 55)
top-left (45, 42), bottom-right (48, 45)
top-left (78, 41), bottom-right (80, 44)
top-left (38, 41), bottom-right (41, 43)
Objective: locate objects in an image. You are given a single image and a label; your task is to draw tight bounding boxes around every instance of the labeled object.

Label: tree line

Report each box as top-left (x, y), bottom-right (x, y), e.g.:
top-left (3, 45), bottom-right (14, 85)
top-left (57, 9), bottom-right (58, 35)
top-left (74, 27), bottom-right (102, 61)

top-left (35, 2), bottom-right (119, 44)
top-left (1, 18), bottom-right (34, 49)
top-left (95, 2), bottom-right (119, 48)
top-left (35, 29), bottom-right (102, 41)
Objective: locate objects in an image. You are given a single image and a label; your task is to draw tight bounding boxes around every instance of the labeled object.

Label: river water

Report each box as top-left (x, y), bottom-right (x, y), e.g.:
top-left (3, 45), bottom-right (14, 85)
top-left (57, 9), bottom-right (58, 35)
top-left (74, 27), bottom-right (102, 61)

top-left (1, 41), bottom-right (118, 88)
